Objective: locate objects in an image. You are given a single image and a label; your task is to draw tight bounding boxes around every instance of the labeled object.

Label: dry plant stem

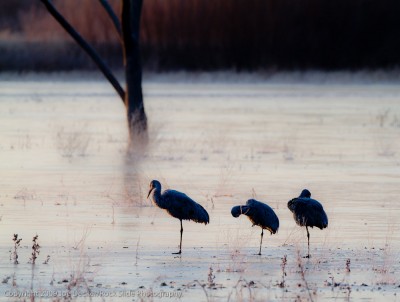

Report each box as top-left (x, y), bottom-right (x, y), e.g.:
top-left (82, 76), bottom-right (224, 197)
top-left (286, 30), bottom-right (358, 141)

top-left (297, 250), bottom-right (314, 302)
top-left (280, 255), bottom-right (287, 288)
top-left (12, 234), bottom-right (22, 264)
top-left (135, 236), bottom-right (140, 266)
top-left (29, 235), bottom-right (41, 264)
top-left (66, 234), bottom-right (93, 297)
top-left (195, 280), bottom-right (210, 302)
top-left (233, 278), bottom-right (255, 302)
top-left (346, 258), bottom-right (351, 273)
top-left (73, 228), bottom-right (91, 250)
top-left (43, 255), bottom-right (51, 264)
top-left (228, 278), bottom-right (243, 302)
top-left (111, 204), bottom-right (115, 224)
top-left (30, 261), bottom-right (36, 300)
top-left (207, 266), bottom-right (216, 288)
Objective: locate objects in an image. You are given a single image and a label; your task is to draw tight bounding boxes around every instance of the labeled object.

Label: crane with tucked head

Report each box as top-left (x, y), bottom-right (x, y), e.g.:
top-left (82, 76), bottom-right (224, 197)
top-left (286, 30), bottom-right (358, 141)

top-left (147, 180), bottom-right (209, 254)
top-left (231, 199), bottom-right (279, 255)
top-left (287, 189), bottom-right (328, 258)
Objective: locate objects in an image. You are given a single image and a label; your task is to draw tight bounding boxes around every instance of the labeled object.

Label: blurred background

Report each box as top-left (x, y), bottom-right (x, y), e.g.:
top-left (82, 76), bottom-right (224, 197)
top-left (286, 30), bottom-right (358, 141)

top-left (1, 0), bottom-right (400, 72)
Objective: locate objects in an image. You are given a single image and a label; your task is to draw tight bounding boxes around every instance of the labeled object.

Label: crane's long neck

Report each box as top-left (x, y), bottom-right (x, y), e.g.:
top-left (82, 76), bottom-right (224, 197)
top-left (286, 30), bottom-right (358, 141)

top-left (152, 188), bottom-right (168, 209)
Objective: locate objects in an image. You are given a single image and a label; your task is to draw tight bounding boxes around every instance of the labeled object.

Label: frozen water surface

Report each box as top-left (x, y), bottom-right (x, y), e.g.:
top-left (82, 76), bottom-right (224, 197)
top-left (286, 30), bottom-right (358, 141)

top-left (0, 73), bottom-right (399, 301)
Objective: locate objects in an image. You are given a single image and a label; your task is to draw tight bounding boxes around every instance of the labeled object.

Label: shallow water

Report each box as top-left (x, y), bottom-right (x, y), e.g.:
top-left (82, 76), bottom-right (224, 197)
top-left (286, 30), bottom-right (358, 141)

top-left (0, 74), bottom-right (399, 301)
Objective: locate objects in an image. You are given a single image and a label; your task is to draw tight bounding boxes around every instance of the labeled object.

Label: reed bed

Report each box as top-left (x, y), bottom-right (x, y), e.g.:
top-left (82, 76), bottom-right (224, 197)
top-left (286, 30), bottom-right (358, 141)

top-left (1, 0), bottom-right (400, 71)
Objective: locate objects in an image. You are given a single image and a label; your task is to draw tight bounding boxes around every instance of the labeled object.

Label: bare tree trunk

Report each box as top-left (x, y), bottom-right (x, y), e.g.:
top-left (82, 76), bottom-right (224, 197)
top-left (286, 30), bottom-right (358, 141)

top-left (40, 0), bottom-right (148, 145)
top-left (122, 0), bottom-right (148, 142)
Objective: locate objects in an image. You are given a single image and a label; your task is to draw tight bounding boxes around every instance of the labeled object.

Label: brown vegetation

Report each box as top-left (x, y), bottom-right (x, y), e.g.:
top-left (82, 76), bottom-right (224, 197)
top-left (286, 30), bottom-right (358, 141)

top-left (1, 0), bottom-right (400, 71)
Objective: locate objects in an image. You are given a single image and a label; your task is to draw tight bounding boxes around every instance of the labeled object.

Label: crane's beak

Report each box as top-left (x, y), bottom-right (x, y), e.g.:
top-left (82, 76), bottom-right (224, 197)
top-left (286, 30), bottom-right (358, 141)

top-left (147, 187), bottom-right (154, 199)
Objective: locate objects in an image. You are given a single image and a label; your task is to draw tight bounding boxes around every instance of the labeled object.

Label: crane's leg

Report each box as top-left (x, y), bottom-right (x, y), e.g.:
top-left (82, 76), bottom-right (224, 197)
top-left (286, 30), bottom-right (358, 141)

top-left (257, 229), bottom-right (264, 255)
top-left (307, 226), bottom-right (310, 258)
top-left (173, 220), bottom-right (183, 254)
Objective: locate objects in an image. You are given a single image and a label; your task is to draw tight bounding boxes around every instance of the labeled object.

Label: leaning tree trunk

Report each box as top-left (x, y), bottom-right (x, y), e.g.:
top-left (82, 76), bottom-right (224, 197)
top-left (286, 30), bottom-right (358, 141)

top-left (122, 0), bottom-right (148, 142)
top-left (40, 0), bottom-right (148, 146)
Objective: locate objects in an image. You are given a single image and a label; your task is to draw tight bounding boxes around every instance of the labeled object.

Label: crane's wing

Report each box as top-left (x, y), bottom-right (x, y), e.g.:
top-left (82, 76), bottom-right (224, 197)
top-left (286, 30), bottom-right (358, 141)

top-left (163, 190), bottom-right (209, 224)
top-left (309, 199), bottom-right (328, 229)
top-left (290, 198), bottom-right (328, 229)
top-left (245, 199), bottom-right (280, 233)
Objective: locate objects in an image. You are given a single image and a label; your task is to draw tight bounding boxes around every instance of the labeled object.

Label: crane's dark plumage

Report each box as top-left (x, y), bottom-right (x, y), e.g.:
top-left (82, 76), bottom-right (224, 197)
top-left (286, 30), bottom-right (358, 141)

top-left (287, 189), bottom-right (328, 258)
top-left (231, 199), bottom-right (279, 255)
top-left (147, 180), bottom-right (209, 254)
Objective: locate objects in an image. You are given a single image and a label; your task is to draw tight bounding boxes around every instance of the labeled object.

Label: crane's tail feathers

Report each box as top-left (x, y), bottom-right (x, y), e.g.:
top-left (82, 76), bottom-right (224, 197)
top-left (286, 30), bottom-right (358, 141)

top-left (192, 205), bottom-right (210, 225)
top-left (320, 219), bottom-right (328, 229)
top-left (267, 227), bottom-right (278, 234)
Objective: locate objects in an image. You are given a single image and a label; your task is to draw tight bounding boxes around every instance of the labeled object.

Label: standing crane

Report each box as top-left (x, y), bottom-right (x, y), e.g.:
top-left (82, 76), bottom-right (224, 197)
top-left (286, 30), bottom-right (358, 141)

top-left (287, 189), bottom-right (328, 258)
top-left (147, 180), bottom-right (209, 254)
top-left (231, 199), bottom-right (279, 255)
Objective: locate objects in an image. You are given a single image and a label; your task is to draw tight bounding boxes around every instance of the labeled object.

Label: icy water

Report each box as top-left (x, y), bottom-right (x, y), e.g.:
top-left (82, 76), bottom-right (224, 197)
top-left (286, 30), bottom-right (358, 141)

top-left (0, 73), bottom-right (400, 301)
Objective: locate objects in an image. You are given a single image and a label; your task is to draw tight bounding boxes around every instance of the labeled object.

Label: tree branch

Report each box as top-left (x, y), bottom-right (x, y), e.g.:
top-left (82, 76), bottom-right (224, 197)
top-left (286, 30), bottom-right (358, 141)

top-left (40, 0), bottom-right (125, 102)
top-left (98, 0), bottom-right (122, 38)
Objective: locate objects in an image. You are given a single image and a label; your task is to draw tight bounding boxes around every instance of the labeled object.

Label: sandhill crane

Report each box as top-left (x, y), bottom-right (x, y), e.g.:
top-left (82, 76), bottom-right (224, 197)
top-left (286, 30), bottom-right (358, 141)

top-left (231, 199), bottom-right (279, 255)
top-left (287, 189), bottom-right (328, 258)
top-left (147, 180), bottom-right (209, 254)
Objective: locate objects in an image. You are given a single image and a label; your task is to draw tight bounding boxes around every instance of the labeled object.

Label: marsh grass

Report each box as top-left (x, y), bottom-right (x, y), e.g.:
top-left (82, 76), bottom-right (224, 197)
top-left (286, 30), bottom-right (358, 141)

top-left (375, 134), bottom-right (396, 157)
top-left (63, 254), bottom-right (93, 298)
top-left (53, 233), bottom-right (98, 298)
top-left (72, 228), bottom-right (91, 251)
top-left (216, 229), bottom-right (249, 273)
top-left (55, 127), bottom-right (91, 158)
top-left (374, 108), bottom-right (400, 129)
top-left (214, 163), bottom-right (237, 198)
top-left (14, 187), bottom-right (37, 205)
top-left (227, 278), bottom-right (259, 302)
top-left (194, 266), bottom-right (223, 302)
top-left (121, 180), bottom-right (151, 206)
top-left (11, 133), bottom-right (33, 150)
top-left (376, 109), bottom-right (391, 128)
top-left (373, 230), bottom-right (398, 286)
top-left (102, 191), bottom-right (119, 224)
top-left (373, 108), bottom-right (400, 157)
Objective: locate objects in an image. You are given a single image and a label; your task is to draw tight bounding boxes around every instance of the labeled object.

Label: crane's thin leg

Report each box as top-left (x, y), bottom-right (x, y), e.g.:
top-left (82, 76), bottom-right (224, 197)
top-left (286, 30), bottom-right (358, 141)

top-left (305, 226), bottom-right (310, 258)
top-left (257, 229), bottom-right (264, 255)
top-left (173, 220), bottom-right (183, 254)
